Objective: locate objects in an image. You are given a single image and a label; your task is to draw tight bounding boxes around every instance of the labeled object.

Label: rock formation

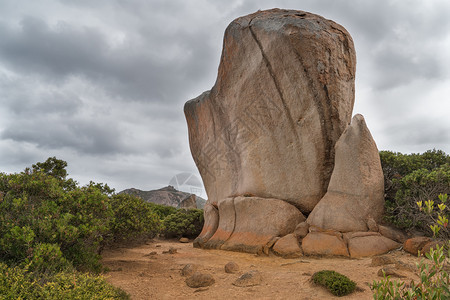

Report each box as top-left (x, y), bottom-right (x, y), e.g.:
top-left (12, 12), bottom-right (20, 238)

top-left (184, 9), bottom-right (396, 257)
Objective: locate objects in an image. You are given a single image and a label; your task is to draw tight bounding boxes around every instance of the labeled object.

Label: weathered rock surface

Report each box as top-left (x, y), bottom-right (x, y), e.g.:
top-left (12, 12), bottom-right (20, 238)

top-left (203, 196), bottom-right (304, 253)
top-left (302, 232), bottom-right (349, 257)
top-left (193, 203), bottom-right (219, 248)
top-left (403, 237), bottom-right (432, 255)
top-left (184, 8), bottom-right (356, 212)
top-left (348, 235), bottom-right (400, 258)
top-left (307, 114), bottom-right (385, 232)
top-left (272, 233), bottom-right (303, 258)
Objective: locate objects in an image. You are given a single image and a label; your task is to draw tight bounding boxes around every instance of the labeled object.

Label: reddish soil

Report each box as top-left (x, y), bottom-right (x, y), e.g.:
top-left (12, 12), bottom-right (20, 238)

top-left (102, 239), bottom-right (421, 300)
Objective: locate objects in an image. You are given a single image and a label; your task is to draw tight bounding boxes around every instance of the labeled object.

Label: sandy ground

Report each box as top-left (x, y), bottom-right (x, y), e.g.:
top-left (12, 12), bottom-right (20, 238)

top-left (101, 239), bottom-right (421, 300)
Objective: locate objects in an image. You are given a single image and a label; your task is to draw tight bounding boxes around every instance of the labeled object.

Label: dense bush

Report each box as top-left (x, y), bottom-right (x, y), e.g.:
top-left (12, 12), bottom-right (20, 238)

top-left (147, 202), bottom-right (178, 219)
top-left (380, 149), bottom-right (450, 237)
top-left (108, 194), bottom-right (161, 244)
top-left (162, 209), bottom-right (204, 238)
top-left (0, 166), bottom-right (111, 273)
top-left (312, 270), bottom-right (356, 296)
top-left (0, 262), bottom-right (129, 299)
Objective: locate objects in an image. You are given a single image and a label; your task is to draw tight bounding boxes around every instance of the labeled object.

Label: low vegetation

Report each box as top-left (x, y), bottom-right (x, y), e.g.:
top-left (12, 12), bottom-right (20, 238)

top-left (380, 149), bottom-right (450, 239)
top-left (0, 157), bottom-right (204, 299)
top-left (312, 270), bottom-right (356, 296)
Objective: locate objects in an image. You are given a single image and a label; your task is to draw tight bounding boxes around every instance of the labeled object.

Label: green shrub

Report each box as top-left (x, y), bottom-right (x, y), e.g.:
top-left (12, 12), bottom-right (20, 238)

top-left (0, 262), bottom-right (129, 299)
top-left (0, 168), bottom-right (112, 273)
top-left (162, 209), bottom-right (204, 238)
top-left (108, 194), bottom-right (161, 244)
top-left (380, 150), bottom-right (450, 237)
top-left (312, 270), bottom-right (356, 296)
top-left (147, 202), bottom-right (178, 219)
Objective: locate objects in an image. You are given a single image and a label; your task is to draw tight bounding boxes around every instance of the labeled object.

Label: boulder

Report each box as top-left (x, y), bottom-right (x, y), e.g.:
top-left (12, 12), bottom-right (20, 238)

top-left (348, 235), bottom-right (400, 258)
top-left (185, 9), bottom-right (387, 258)
top-left (185, 272), bottom-right (215, 288)
top-left (225, 261), bottom-right (240, 274)
top-left (233, 270), bottom-right (262, 287)
top-left (403, 237), bottom-right (432, 256)
top-left (220, 197), bottom-right (304, 253)
top-left (179, 237), bottom-right (190, 243)
top-left (184, 8), bottom-right (356, 212)
top-left (302, 232), bottom-right (349, 257)
top-left (272, 234), bottom-right (303, 258)
top-left (378, 225), bottom-right (407, 243)
top-left (307, 114), bottom-right (385, 232)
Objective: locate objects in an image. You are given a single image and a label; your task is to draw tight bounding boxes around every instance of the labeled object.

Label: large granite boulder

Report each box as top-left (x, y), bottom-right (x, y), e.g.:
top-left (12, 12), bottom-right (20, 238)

top-left (185, 9), bottom-right (390, 257)
top-left (184, 8), bottom-right (356, 212)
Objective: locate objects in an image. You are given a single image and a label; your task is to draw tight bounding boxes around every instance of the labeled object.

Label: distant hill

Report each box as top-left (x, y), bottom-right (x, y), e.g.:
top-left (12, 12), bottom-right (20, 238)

top-left (119, 186), bottom-right (206, 209)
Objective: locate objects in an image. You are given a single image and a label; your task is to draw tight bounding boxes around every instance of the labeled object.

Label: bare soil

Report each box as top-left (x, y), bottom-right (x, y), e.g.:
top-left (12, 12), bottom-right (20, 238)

top-left (102, 239), bottom-right (421, 300)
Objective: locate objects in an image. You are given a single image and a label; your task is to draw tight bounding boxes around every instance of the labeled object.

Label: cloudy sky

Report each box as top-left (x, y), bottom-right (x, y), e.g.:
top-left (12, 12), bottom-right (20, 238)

top-left (1, 0), bottom-right (449, 195)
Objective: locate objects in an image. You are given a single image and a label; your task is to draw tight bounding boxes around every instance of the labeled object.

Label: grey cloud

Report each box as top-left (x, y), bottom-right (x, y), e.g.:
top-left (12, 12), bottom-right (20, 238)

top-left (1, 117), bottom-right (127, 155)
top-left (0, 14), bottom-right (216, 103)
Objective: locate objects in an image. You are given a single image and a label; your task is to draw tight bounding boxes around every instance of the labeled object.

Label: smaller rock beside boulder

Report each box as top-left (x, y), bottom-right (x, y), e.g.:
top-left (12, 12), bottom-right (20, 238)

top-left (403, 237), bottom-right (432, 255)
top-left (186, 272), bottom-right (215, 288)
top-left (348, 235), bottom-right (400, 258)
top-left (272, 234), bottom-right (303, 258)
top-left (232, 270), bottom-right (262, 287)
top-left (225, 262), bottom-right (240, 274)
top-left (179, 237), bottom-right (190, 243)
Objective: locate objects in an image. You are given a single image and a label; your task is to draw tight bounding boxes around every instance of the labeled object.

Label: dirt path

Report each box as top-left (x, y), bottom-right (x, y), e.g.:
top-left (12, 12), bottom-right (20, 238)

top-left (102, 239), bottom-right (421, 300)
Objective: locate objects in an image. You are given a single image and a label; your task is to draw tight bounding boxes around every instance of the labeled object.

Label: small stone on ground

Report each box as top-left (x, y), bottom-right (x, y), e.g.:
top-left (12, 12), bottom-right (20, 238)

top-left (225, 261), bottom-right (239, 274)
top-left (233, 270), bottom-right (262, 287)
top-left (186, 272), bottom-right (215, 288)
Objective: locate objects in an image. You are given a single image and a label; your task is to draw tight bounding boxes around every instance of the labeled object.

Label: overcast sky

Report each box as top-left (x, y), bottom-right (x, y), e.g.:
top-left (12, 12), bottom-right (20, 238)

top-left (1, 0), bottom-right (449, 196)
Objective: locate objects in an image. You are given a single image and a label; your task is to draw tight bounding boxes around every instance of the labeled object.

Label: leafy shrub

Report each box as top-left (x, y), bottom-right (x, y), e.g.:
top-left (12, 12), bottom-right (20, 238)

top-left (312, 270), bottom-right (356, 296)
top-left (380, 150), bottom-right (450, 237)
top-left (162, 209), bottom-right (204, 238)
top-left (108, 194), bottom-right (161, 244)
top-left (0, 262), bottom-right (129, 299)
top-left (147, 202), bottom-right (178, 219)
top-left (0, 167), bottom-right (112, 273)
